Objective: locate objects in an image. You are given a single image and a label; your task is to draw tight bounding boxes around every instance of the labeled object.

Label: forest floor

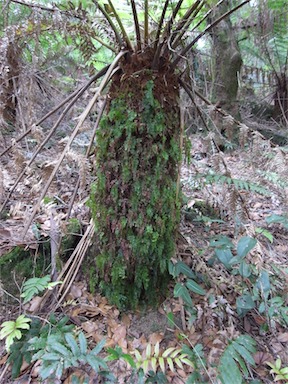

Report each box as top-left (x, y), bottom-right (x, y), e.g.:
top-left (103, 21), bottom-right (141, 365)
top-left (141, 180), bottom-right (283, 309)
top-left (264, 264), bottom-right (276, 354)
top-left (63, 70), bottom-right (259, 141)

top-left (0, 101), bottom-right (288, 383)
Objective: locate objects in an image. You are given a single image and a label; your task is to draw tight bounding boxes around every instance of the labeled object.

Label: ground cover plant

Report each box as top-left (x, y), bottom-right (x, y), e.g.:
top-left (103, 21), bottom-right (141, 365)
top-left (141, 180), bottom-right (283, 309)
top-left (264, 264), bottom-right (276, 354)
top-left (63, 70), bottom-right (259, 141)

top-left (0, 0), bottom-right (288, 383)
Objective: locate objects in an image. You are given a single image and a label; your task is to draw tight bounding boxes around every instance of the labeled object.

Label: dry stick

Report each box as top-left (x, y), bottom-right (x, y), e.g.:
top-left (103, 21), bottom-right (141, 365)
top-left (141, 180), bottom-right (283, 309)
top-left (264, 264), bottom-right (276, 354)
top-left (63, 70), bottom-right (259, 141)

top-left (0, 68), bottom-right (110, 213)
top-left (179, 78), bottom-right (210, 131)
top-left (66, 98), bottom-right (107, 220)
top-left (32, 220), bottom-right (95, 314)
top-left (54, 220), bottom-right (95, 310)
top-left (23, 51), bottom-right (127, 237)
top-left (0, 66), bottom-right (109, 158)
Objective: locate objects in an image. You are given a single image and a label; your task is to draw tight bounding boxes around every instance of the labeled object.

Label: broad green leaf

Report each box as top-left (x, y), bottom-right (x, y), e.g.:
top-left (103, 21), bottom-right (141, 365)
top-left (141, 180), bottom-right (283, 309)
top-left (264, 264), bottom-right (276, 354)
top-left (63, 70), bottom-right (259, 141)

top-left (162, 347), bottom-right (176, 358)
top-left (266, 214), bottom-right (288, 228)
top-left (235, 335), bottom-right (257, 353)
top-left (210, 236), bottom-right (233, 248)
top-left (215, 248), bottom-right (233, 269)
top-left (158, 356), bottom-right (165, 373)
top-left (236, 294), bottom-right (255, 317)
top-left (256, 271), bottom-right (271, 298)
top-left (11, 354), bottom-right (23, 379)
top-left (174, 283), bottom-right (193, 306)
top-left (237, 236), bottom-right (257, 258)
top-left (146, 343), bottom-right (152, 358)
top-left (142, 359), bottom-right (149, 374)
top-left (42, 352), bottom-right (62, 361)
top-left (151, 356), bottom-right (157, 372)
top-left (175, 261), bottom-right (196, 279)
top-left (233, 343), bottom-right (255, 366)
top-left (239, 261), bottom-right (252, 278)
top-left (40, 362), bottom-right (59, 380)
top-left (219, 353), bottom-right (242, 384)
top-left (185, 279), bottom-right (206, 295)
top-left (167, 312), bottom-right (174, 328)
top-left (167, 357), bottom-right (174, 372)
top-left (174, 357), bottom-right (184, 370)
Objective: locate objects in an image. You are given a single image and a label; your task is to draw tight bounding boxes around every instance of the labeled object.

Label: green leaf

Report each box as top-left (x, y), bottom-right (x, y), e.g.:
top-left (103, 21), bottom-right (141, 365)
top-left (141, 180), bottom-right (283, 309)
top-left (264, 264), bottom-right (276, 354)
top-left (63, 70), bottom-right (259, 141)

top-left (237, 237), bottom-right (257, 258)
top-left (266, 214), bottom-right (288, 228)
top-left (185, 279), bottom-right (206, 296)
top-left (239, 261), bottom-right (252, 278)
top-left (215, 248), bottom-right (233, 269)
top-left (65, 333), bottom-right (80, 356)
top-left (255, 227), bottom-right (274, 243)
top-left (219, 354), bottom-right (242, 384)
top-left (91, 337), bottom-right (106, 356)
top-left (174, 261), bottom-right (196, 279)
top-left (210, 236), bottom-right (233, 248)
top-left (40, 362), bottom-right (60, 380)
top-left (11, 353), bottom-right (23, 379)
top-left (236, 294), bottom-right (255, 317)
top-left (233, 343), bottom-right (255, 366)
top-left (78, 332), bottom-right (87, 354)
top-left (51, 341), bottom-right (71, 357)
top-left (235, 335), bottom-right (257, 353)
top-left (42, 352), bottom-right (62, 361)
top-left (256, 271), bottom-right (271, 298)
top-left (174, 283), bottom-right (193, 306)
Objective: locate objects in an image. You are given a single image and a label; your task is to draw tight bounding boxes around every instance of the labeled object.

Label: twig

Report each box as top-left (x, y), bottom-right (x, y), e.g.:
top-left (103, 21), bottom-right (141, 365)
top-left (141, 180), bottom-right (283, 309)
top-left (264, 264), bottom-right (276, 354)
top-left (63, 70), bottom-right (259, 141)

top-left (66, 98), bottom-right (107, 220)
top-left (0, 66), bottom-right (109, 158)
top-left (22, 51), bottom-right (126, 237)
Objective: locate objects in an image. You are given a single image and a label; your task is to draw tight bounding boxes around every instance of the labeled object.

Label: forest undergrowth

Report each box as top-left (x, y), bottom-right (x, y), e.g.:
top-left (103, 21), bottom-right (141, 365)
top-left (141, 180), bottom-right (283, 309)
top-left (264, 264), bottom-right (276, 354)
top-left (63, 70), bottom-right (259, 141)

top-left (0, 87), bottom-right (288, 383)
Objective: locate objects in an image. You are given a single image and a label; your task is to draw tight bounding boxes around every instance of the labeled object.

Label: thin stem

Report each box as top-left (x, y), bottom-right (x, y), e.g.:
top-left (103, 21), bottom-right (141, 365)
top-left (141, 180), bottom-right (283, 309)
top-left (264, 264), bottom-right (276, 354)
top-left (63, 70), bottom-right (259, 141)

top-left (131, 0), bottom-right (142, 51)
top-left (92, 0), bottom-right (123, 48)
top-left (66, 99), bottom-right (107, 220)
top-left (171, 0), bottom-right (204, 50)
top-left (163, 0), bottom-right (185, 39)
top-left (172, 0), bottom-right (250, 68)
top-left (108, 0), bottom-right (133, 50)
top-left (144, 0), bottom-right (149, 46)
top-left (0, 66), bottom-right (109, 158)
top-left (22, 51), bottom-right (127, 237)
top-left (152, 0), bottom-right (170, 69)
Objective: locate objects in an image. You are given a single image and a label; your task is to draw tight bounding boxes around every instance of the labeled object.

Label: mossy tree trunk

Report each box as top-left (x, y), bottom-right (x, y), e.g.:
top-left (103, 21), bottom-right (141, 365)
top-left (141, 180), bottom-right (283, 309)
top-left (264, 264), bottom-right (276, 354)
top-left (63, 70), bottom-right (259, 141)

top-left (90, 50), bottom-right (181, 309)
top-left (210, 1), bottom-right (243, 116)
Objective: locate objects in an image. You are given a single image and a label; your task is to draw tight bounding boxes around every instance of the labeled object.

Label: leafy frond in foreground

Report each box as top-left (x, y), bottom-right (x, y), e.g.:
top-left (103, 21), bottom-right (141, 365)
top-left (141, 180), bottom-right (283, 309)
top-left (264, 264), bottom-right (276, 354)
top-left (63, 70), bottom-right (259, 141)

top-left (218, 335), bottom-right (256, 384)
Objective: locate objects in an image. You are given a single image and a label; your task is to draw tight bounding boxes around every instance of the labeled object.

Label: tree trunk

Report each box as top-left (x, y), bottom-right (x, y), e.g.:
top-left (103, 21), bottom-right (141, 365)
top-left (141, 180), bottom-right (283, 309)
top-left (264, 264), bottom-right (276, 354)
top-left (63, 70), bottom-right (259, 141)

top-left (210, 2), bottom-right (242, 116)
top-left (90, 50), bottom-right (181, 309)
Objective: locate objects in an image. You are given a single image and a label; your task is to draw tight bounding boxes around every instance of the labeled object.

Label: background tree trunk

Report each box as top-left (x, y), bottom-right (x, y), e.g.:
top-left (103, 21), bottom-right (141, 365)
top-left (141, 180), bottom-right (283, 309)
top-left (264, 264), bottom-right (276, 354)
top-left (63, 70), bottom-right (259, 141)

top-left (210, 2), bottom-right (242, 116)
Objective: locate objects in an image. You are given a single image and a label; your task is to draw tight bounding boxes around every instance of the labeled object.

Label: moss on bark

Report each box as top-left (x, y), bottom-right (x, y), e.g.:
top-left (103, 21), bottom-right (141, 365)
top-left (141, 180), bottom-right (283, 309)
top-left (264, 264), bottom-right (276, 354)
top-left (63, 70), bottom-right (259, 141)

top-left (90, 69), bottom-right (181, 309)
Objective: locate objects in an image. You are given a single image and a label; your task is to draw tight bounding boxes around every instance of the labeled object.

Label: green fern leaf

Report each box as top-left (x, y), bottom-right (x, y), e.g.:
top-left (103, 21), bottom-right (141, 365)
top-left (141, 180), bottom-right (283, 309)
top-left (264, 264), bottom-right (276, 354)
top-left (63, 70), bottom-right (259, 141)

top-left (78, 332), bottom-right (87, 354)
top-left (219, 351), bottom-right (242, 384)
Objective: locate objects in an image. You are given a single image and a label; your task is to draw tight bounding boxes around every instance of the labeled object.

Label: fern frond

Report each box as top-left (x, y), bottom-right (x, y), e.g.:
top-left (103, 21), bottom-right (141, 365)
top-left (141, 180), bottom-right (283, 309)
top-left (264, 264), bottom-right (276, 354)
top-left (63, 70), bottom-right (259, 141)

top-left (193, 173), bottom-right (270, 196)
top-left (218, 335), bottom-right (256, 384)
